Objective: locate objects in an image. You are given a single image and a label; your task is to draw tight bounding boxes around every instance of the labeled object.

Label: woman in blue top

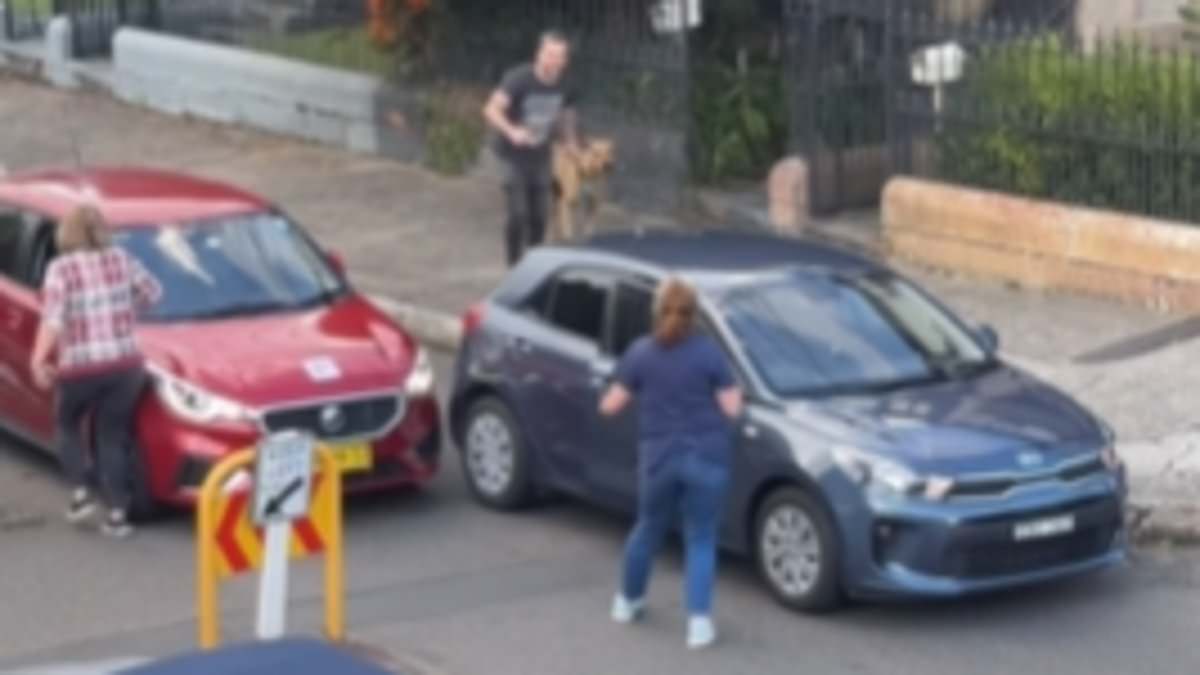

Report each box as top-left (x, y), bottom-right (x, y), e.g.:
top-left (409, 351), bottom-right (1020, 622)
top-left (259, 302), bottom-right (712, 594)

top-left (599, 276), bottom-right (743, 650)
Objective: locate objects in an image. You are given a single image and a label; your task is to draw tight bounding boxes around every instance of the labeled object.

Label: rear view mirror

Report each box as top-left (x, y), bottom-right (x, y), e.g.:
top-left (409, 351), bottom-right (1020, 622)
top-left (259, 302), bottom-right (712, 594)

top-left (326, 249), bottom-right (346, 277)
top-left (976, 324), bottom-right (1000, 353)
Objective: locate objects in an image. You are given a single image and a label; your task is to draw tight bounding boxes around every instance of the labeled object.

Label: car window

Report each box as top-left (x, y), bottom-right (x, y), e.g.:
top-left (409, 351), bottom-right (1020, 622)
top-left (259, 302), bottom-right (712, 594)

top-left (543, 270), bottom-right (610, 344)
top-left (0, 210), bottom-right (26, 283)
top-left (610, 281), bottom-right (653, 357)
top-left (0, 209), bottom-right (44, 287)
top-left (115, 211), bottom-right (345, 322)
top-left (722, 271), bottom-right (988, 397)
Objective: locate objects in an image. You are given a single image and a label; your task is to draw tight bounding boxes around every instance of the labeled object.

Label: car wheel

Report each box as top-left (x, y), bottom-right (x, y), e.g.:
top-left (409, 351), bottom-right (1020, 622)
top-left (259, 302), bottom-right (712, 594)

top-left (126, 442), bottom-right (163, 523)
top-left (754, 486), bottom-right (842, 612)
top-left (460, 397), bottom-right (534, 510)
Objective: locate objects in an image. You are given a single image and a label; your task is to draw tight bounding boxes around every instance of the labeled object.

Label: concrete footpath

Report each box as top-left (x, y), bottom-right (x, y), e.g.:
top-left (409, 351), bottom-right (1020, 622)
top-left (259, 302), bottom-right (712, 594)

top-left (0, 73), bottom-right (1196, 543)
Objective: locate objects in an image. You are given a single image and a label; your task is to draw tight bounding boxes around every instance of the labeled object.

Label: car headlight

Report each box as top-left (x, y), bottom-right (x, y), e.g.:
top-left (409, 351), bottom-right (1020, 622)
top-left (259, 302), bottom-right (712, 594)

top-left (833, 446), bottom-right (954, 500)
top-left (149, 367), bottom-right (257, 425)
top-left (1100, 445), bottom-right (1123, 472)
top-left (403, 346), bottom-right (435, 397)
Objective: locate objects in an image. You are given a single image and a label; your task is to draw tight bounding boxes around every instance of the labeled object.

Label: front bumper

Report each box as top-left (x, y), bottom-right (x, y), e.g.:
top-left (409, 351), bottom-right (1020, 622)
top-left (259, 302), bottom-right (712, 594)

top-left (833, 475), bottom-right (1128, 599)
top-left (137, 395), bottom-right (442, 507)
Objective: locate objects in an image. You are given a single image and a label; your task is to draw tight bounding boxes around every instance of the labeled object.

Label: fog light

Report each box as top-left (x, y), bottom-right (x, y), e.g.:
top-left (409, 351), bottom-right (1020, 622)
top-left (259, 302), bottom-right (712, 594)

top-left (1101, 446), bottom-right (1123, 471)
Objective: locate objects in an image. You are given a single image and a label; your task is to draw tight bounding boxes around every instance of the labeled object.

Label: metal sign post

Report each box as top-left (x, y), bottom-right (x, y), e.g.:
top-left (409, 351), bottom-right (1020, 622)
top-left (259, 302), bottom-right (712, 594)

top-left (253, 431), bottom-right (316, 640)
top-left (196, 439), bottom-right (344, 650)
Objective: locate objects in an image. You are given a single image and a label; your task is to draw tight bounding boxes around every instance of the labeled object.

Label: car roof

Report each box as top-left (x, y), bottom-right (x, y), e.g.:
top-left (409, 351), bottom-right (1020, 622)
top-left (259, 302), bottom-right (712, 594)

top-left (575, 229), bottom-right (880, 279)
top-left (0, 166), bottom-right (271, 227)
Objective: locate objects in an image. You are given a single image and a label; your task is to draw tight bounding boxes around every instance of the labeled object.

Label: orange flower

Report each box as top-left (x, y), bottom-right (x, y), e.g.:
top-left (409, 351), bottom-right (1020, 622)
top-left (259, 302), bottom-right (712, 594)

top-left (367, 0), bottom-right (399, 46)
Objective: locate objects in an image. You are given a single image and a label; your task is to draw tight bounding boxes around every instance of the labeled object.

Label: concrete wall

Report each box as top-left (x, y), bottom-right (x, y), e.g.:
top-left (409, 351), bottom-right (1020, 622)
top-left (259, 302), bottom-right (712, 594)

top-left (111, 28), bottom-right (426, 163)
top-left (883, 177), bottom-right (1200, 313)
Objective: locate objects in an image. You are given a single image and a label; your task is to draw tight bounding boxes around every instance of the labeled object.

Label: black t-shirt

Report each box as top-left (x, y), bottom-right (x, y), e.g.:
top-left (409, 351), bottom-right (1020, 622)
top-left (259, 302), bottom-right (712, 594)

top-left (492, 63), bottom-right (576, 167)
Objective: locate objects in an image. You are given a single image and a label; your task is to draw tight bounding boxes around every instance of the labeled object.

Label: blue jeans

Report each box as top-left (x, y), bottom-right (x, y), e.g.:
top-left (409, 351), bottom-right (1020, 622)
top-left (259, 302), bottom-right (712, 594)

top-left (620, 449), bottom-right (730, 615)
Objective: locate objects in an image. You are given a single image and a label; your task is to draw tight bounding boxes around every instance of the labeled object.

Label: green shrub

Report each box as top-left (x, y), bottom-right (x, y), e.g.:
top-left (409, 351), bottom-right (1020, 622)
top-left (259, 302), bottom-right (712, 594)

top-left (936, 37), bottom-right (1200, 221)
top-left (689, 60), bottom-right (789, 185)
top-left (422, 87), bottom-right (486, 176)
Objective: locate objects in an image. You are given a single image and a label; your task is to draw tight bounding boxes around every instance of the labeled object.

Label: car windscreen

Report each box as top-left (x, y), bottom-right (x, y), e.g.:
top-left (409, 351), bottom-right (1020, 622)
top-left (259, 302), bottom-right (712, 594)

top-left (114, 211), bottom-right (345, 322)
top-left (720, 270), bottom-right (991, 397)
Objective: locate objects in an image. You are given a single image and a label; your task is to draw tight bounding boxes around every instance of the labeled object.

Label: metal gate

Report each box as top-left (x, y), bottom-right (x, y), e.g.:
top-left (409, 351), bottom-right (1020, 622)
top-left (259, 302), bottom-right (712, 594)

top-left (785, 0), bottom-right (894, 215)
top-left (62, 0), bottom-right (160, 57)
top-left (2, 0), bottom-right (61, 42)
top-left (784, 0), bottom-right (1079, 215)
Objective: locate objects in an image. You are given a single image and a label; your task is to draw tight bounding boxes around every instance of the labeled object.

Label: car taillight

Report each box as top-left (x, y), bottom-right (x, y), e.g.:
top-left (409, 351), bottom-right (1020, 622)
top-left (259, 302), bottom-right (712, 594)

top-left (462, 302), bottom-right (486, 336)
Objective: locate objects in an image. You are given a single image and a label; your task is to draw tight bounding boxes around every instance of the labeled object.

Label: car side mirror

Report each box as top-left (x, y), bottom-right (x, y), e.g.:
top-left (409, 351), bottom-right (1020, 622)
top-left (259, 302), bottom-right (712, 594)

top-left (326, 249), bottom-right (346, 277)
top-left (976, 324), bottom-right (1000, 353)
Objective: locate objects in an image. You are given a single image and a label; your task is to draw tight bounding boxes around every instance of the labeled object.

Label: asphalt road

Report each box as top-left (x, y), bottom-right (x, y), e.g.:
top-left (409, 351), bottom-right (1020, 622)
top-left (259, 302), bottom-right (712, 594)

top-left (0, 350), bottom-right (1198, 675)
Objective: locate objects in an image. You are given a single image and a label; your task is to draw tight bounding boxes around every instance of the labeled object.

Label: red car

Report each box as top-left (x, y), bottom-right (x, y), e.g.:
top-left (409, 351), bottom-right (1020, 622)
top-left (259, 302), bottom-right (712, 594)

top-left (0, 167), bottom-right (440, 518)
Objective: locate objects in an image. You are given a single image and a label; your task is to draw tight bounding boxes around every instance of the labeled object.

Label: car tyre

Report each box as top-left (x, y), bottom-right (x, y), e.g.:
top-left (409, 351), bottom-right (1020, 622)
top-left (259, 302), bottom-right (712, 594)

top-left (754, 486), bottom-right (842, 613)
top-left (460, 397), bottom-right (535, 510)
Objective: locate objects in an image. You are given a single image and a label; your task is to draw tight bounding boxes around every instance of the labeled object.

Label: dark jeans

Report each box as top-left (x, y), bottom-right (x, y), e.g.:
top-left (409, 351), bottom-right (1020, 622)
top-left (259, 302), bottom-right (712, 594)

top-left (501, 158), bottom-right (551, 267)
top-left (621, 450), bottom-right (731, 615)
top-left (57, 366), bottom-right (146, 512)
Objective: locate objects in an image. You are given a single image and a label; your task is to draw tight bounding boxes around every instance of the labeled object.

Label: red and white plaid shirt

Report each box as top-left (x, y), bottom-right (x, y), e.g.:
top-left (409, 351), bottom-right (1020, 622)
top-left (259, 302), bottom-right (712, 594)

top-left (41, 248), bottom-right (162, 378)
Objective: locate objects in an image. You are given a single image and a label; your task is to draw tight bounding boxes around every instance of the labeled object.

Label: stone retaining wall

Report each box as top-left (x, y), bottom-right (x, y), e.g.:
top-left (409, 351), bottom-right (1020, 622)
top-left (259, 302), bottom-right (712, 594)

top-left (883, 177), bottom-right (1200, 313)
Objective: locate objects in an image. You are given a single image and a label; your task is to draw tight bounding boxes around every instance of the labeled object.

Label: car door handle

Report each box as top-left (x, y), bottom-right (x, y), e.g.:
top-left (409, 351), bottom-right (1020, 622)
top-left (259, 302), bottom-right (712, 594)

top-left (509, 337), bottom-right (533, 354)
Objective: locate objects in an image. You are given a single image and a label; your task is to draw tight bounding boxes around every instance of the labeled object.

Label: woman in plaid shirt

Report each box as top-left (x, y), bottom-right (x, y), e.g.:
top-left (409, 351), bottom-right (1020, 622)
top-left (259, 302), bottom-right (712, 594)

top-left (30, 205), bottom-right (162, 538)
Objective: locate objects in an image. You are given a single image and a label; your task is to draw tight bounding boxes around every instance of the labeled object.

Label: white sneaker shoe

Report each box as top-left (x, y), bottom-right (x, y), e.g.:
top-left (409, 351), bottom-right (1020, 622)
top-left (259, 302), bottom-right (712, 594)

top-left (610, 594), bottom-right (646, 624)
top-left (687, 616), bottom-right (717, 650)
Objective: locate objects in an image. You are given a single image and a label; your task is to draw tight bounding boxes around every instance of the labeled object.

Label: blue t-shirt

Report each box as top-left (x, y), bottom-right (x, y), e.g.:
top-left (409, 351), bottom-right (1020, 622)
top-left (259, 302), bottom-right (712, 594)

top-left (616, 333), bottom-right (737, 468)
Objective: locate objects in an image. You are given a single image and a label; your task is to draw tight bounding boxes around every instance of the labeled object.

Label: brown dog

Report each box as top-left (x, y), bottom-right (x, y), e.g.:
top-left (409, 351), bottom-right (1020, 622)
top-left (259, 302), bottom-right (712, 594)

top-left (549, 138), bottom-right (616, 243)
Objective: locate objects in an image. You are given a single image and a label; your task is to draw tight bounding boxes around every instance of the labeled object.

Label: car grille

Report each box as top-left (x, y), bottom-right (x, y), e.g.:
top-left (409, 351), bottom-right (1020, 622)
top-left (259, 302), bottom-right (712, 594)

top-left (262, 395), bottom-right (403, 440)
top-left (956, 529), bottom-right (1115, 578)
top-left (873, 496), bottom-right (1123, 579)
top-left (947, 456), bottom-right (1109, 498)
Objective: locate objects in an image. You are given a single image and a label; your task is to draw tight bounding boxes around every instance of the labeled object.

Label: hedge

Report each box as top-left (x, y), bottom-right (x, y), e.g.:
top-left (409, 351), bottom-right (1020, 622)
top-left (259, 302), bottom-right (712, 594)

top-left (934, 37), bottom-right (1200, 222)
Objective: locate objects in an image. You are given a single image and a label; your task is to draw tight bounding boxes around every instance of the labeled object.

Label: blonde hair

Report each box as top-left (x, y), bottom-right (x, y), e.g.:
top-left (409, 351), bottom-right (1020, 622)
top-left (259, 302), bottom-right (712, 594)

top-left (652, 276), bottom-right (698, 347)
top-left (57, 205), bottom-right (111, 253)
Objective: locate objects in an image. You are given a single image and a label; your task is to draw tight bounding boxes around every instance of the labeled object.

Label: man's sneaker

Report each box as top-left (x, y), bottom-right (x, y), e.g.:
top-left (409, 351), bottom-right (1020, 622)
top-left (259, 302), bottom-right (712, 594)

top-left (99, 511), bottom-right (133, 539)
top-left (610, 594), bottom-right (646, 624)
top-left (65, 491), bottom-right (97, 525)
top-left (687, 616), bottom-right (717, 650)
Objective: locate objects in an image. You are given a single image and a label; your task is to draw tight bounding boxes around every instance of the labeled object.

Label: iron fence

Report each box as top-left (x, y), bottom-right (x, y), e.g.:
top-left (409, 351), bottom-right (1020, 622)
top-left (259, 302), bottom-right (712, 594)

top-left (2, 0), bottom-right (60, 43)
top-left (2, 0), bottom-right (160, 56)
top-left (785, 0), bottom-right (1200, 222)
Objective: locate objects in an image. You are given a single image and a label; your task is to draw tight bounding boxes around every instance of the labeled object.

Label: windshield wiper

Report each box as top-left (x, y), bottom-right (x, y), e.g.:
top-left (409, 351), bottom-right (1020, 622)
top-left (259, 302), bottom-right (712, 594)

top-left (183, 300), bottom-right (307, 321)
top-left (796, 371), bottom-right (948, 398)
top-left (929, 354), bottom-right (999, 380)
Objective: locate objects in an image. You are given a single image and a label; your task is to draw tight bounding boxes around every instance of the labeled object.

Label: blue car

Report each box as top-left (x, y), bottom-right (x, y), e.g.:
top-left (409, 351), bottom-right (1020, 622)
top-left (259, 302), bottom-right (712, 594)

top-left (448, 230), bottom-right (1127, 611)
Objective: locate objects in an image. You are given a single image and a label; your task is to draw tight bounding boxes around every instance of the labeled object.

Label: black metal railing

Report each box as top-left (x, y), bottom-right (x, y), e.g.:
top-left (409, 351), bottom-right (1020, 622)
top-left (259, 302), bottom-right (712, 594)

top-left (2, 0), bottom-right (63, 42)
top-left (785, 0), bottom-right (1200, 222)
top-left (63, 0), bottom-right (160, 57)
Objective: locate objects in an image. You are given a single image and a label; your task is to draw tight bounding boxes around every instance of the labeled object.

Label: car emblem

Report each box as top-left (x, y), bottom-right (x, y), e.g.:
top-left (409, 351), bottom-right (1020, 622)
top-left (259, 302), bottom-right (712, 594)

top-left (1017, 451), bottom-right (1045, 468)
top-left (319, 404), bottom-right (347, 435)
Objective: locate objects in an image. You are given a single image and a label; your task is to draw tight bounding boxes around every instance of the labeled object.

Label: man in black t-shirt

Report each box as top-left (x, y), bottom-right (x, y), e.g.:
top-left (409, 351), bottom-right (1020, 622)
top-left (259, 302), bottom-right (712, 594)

top-left (483, 30), bottom-right (580, 267)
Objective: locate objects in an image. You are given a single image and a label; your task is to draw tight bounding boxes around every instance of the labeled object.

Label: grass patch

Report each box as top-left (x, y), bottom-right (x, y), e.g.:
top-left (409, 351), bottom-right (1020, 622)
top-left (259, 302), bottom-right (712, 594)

top-left (245, 26), bottom-right (397, 79)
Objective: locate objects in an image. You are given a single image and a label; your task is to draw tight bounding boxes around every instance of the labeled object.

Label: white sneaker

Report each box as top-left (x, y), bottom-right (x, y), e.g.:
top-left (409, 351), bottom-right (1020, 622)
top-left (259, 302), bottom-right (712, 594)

top-left (687, 616), bottom-right (717, 650)
top-left (610, 594), bottom-right (646, 624)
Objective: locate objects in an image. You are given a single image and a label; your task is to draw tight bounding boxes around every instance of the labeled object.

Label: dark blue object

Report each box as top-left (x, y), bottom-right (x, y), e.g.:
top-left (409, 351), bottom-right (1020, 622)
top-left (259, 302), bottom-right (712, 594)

top-left (121, 639), bottom-right (395, 675)
top-left (450, 230), bottom-right (1128, 609)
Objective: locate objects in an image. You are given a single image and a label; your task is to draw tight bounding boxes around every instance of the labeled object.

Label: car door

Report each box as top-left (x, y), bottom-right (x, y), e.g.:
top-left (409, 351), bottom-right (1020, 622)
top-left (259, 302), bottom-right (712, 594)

top-left (586, 277), bottom-right (655, 508)
top-left (0, 207), bottom-right (55, 446)
top-left (514, 267), bottom-right (615, 496)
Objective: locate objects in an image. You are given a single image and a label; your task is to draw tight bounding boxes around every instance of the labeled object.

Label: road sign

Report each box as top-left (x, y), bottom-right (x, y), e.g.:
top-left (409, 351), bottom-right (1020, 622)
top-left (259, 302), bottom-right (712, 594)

top-left (197, 446), bottom-right (345, 650)
top-left (253, 431), bottom-right (315, 525)
top-left (212, 475), bottom-right (331, 578)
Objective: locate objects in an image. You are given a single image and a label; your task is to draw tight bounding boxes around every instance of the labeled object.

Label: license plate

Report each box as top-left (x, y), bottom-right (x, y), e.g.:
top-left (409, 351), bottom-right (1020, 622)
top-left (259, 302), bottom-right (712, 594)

top-left (1013, 514), bottom-right (1076, 542)
top-left (329, 442), bottom-right (373, 474)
